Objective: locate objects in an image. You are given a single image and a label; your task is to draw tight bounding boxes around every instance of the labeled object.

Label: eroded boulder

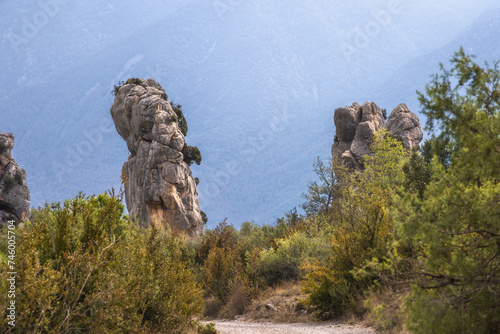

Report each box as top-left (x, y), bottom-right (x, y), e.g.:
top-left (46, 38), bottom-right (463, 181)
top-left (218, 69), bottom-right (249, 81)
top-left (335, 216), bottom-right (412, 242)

top-left (387, 103), bottom-right (424, 152)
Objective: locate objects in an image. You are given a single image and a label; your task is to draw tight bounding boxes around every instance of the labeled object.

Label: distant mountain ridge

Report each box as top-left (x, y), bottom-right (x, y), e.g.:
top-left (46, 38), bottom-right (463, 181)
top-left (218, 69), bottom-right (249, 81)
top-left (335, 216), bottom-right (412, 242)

top-left (1, 1), bottom-right (499, 226)
top-left (371, 8), bottom-right (500, 126)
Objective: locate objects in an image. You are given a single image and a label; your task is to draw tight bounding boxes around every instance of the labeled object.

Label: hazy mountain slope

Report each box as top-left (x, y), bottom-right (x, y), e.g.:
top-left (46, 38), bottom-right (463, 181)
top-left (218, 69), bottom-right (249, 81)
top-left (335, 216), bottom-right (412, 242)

top-left (371, 8), bottom-right (500, 128)
top-left (1, 0), bottom-right (499, 227)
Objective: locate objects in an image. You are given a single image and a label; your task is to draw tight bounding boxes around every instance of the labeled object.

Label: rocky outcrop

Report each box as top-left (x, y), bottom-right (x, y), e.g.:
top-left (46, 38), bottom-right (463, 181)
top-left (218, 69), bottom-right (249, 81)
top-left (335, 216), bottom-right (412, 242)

top-left (111, 78), bottom-right (203, 236)
top-left (332, 102), bottom-right (423, 168)
top-left (0, 133), bottom-right (30, 223)
top-left (386, 103), bottom-right (423, 152)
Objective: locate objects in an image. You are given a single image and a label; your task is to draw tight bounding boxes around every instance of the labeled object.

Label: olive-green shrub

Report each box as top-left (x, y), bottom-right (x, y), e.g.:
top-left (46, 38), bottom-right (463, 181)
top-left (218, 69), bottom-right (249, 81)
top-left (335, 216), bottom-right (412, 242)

top-left (0, 192), bottom-right (203, 333)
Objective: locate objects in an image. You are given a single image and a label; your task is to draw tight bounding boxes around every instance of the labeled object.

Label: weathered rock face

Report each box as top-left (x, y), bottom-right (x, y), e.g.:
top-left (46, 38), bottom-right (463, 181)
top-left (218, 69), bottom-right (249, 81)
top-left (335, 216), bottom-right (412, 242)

top-left (0, 133), bottom-right (30, 223)
top-left (386, 103), bottom-right (424, 152)
top-left (332, 102), bottom-right (423, 168)
top-left (111, 78), bottom-right (203, 236)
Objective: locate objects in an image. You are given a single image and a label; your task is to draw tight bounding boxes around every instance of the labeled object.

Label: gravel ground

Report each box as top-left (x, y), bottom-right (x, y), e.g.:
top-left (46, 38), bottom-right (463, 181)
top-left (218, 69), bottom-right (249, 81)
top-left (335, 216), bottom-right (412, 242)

top-left (210, 320), bottom-right (376, 334)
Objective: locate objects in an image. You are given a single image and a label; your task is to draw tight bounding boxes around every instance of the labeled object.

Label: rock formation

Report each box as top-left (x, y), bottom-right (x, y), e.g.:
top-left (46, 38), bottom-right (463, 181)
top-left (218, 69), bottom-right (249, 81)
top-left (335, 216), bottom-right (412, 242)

top-left (332, 102), bottom-right (423, 168)
top-left (0, 133), bottom-right (30, 223)
top-left (386, 103), bottom-right (424, 152)
top-left (111, 78), bottom-right (203, 236)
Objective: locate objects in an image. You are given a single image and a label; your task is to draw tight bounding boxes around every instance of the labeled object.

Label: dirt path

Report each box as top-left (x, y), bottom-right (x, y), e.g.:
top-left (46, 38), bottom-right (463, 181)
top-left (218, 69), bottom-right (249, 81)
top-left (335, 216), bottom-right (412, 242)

top-left (210, 320), bottom-right (376, 334)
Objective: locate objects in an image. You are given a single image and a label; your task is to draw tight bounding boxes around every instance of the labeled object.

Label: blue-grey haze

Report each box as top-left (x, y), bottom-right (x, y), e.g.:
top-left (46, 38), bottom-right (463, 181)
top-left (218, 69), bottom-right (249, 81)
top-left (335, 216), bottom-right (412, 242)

top-left (1, 0), bottom-right (499, 227)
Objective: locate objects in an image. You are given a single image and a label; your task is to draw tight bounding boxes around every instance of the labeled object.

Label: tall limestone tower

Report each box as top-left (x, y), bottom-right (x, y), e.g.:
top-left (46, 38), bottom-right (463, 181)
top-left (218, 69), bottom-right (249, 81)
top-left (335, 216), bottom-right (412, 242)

top-left (110, 78), bottom-right (203, 236)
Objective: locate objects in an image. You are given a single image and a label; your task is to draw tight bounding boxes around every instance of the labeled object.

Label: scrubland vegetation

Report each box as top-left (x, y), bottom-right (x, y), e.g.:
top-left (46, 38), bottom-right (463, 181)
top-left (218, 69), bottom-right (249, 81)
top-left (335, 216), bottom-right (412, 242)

top-left (1, 48), bottom-right (498, 333)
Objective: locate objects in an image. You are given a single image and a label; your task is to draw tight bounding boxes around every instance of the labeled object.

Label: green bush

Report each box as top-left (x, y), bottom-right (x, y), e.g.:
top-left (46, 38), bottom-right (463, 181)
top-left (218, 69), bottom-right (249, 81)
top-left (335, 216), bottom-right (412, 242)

top-left (111, 80), bottom-right (124, 95)
top-left (301, 157), bottom-right (338, 216)
top-left (194, 320), bottom-right (218, 334)
top-left (112, 78), bottom-right (150, 96)
top-left (194, 220), bottom-right (258, 318)
top-left (125, 77), bottom-right (144, 86)
top-left (301, 130), bottom-right (409, 319)
top-left (14, 171), bottom-right (23, 185)
top-left (238, 221), bottom-right (270, 250)
top-left (201, 210), bottom-right (208, 225)
top-left (171, 102), bottom-right (188, 136)
top-left (0, 192), bottom-right (203, 333)
top-left (363, 288), bottom-right (407, 333)
top-left (257, 231), bottom-right (330, 286)
top-left (202, 245), bottom-right (241, 305)
top-left (183, 144), bottom-right (202, 166)
top-left (394, 50), bottom-right (500, 334)
top-left (2, 174), bottom-right (16, 194)
top-left (219, 274), bottom-right (253, 319)
top-left (237, 215), bottom-right (293, 252)
top-left (0, 141), bottom-right (7, 155)
top-left (195, 220), bottom-right (238, 264)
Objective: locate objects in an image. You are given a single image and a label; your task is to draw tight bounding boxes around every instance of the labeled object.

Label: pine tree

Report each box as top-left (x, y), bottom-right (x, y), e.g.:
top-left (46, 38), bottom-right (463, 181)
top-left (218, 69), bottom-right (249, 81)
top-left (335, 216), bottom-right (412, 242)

top-left (395, 48), bottom-right (500, 333)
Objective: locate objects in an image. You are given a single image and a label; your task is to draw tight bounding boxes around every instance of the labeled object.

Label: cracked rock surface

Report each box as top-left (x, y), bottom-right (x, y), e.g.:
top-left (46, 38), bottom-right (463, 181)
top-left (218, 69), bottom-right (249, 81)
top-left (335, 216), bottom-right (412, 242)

top-left (0, 133), bottom-right (30, 223)
top-left (111, 79), bottom-right (203, 236)
top-left (332, 102), bottom-right (423, 169)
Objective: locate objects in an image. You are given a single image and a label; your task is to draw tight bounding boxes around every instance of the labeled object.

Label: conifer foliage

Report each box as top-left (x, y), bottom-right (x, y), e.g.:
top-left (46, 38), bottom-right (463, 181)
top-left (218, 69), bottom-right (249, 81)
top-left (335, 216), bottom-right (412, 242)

top-left (394, 48), bottom-right (500, 333)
